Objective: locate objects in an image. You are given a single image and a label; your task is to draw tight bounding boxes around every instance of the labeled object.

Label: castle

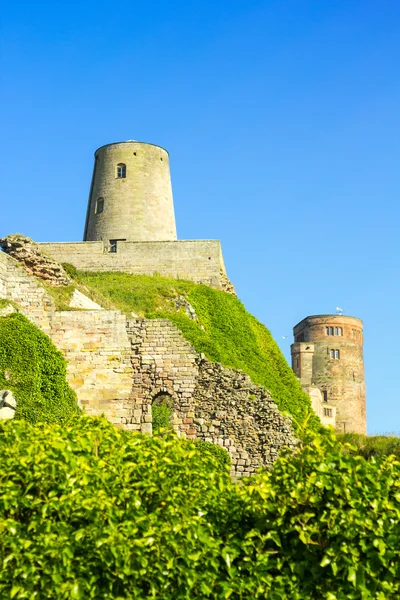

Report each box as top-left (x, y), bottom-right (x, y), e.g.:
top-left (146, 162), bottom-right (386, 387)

top-left (291, 315), bottom-right (366, 434)
top-left (38, 140), bottom-right (233, 293)
top-left (0, 139), bottom-right (367, 477)
top-left (41, 138), bottom-right (367, 435)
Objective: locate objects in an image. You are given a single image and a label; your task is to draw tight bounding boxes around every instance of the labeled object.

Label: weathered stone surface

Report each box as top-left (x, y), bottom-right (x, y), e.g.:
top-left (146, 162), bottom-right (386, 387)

top-left (0, 303), bottom-right (17, 317)
top-left (292, 315), bottom-right (366, 434)
top-left (0, 390), bottom-right (17, 409)
top-left (69, 289), bottom-right (104, 310)
top-left (0, 235), bottom-right (71, 287)
top-left (0, 390), bottom-right (16, 419)
top-left (0, 246), bottom-right (298, 475)
top-left (0, 406), bottom-right (15, 420)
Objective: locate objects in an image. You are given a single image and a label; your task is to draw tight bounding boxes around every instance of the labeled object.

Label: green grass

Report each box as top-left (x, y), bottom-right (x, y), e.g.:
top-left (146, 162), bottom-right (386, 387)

top-left (43, 283), bottom-right (76, 310)
top-left (338, 432), bottom-right (400, 459)
top-left (76, 271), bottom-right (321, 434)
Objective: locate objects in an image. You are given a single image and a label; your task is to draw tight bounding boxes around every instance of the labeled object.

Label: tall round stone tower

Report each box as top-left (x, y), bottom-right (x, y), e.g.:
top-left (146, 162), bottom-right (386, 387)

top-left (83, 140), bottom-right (177, 244)
top-left (291, 315), bottom-right (366, 434)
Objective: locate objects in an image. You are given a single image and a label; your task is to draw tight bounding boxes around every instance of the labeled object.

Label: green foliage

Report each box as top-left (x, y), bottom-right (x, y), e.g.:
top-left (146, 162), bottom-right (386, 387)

top-left (1, 417), bottom-right (399, 599)
top-left (0, 313), bottom-right (79, 423)
top-left (194, 439), bottom-right (231, 470)
top-left (152, 401), bottom-right (173, 433)
top-left (77, 272), bottom-right (320, 434)
top-left (44, 283), bottom-right (76, 310)
top-left (338, 432), bottom-right (400, 460)
top-left (61, 262), bottom-right (78, 279)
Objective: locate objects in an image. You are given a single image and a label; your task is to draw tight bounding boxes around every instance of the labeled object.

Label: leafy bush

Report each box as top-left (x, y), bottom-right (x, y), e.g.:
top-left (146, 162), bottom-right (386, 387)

top-left (0, 313), bottom-right (78, 423)
top-left (194, 439), bottom-right (231, 470)
top-left (77, 272), bottom-right (320, 434)
top-left (338, 432), bottom-right (400, 460)
top-left (151, 400), bottom-right (173, 433)
top-left (1, 417), bottom-right (399, 599)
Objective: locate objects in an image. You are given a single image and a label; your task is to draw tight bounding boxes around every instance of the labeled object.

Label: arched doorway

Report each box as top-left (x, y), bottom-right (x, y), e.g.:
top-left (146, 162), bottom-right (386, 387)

top-left (152, 392), bottom-right (174, 434)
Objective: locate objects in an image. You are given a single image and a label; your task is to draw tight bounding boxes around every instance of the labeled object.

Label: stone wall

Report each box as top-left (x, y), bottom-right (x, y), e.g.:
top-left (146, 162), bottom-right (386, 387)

top-left (39, 239), bottom-right (229, 290)
top-left (1, 249), bottom-right (298, 476)
top-left (291, 315), bottom-right (366, 434)
top-left (125, 318), bottom-right (298, 476)
top-left (0, 250), bottom-right (147, 432)
top-left (85, 141), bottom-right (177, 243)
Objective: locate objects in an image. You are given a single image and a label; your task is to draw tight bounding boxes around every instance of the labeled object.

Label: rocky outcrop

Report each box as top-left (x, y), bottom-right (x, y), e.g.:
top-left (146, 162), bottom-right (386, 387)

top-left (0, 390), bottom-right (16, 420)
top-left (0, 235), bottom-right (71, 287)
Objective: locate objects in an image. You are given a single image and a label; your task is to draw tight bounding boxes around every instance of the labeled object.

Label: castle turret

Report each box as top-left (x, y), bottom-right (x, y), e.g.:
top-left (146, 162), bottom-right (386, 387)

top-left (83, 140), bottom-right (177, 245)
top-left (291, 314), bottom-right (366, 434)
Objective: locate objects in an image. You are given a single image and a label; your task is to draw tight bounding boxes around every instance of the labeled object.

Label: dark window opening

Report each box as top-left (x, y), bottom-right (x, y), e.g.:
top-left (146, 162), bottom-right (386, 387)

top-left (323, 407), bottom-right (332, 417)
top-left (323, 390), bottom-right (328, 402)
top-left (133, 152), bottom-right (137, 156)
top-left (109, 239), bottom-right (126, 253)
top-left (117, 163), bottom-right (126, 178)
top-left (95, 197), bottom-right (104, 214)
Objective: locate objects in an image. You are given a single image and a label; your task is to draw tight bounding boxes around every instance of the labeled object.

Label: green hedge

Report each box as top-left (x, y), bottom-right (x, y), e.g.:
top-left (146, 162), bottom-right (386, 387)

top-left (338, 432), bottom-right (400, 460)
top-left (1, 416), bottom-right (399, 599)
top-left (194, 439), bottom-right (231, 470)
top-left (0, 313), bottom-right (78, 423)
top-left (77, 272), bottom-right (321, 435)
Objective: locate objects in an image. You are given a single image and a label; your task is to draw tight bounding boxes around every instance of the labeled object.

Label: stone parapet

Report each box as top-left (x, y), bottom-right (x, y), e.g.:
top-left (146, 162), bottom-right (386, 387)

top-left (39, 239), bottom-right (233, 291)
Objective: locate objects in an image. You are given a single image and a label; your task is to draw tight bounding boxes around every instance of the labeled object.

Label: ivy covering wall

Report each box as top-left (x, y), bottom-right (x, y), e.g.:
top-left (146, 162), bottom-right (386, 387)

top-left (0, 313), bottom-right (79, 423)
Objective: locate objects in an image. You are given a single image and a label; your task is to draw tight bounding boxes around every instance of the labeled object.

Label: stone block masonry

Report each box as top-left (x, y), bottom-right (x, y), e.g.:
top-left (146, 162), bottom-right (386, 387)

top-left (1, 248), bottom-right (298, 476)
top-left (126, 318), bottom-right (298, 477)
top-left (38, 239), bottom-right (231, 291)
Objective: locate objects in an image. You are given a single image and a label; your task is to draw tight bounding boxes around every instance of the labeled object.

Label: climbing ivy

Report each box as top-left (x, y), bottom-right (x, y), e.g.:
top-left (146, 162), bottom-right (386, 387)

top-left (0, 313), bottom-right (79, 423)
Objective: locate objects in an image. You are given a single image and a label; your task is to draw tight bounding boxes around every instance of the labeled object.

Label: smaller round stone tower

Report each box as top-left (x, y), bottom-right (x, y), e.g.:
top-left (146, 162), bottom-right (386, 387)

top-left (83, 140), bottom-right (177, 244)
top-left (291, 315), bottom-right (366, 434)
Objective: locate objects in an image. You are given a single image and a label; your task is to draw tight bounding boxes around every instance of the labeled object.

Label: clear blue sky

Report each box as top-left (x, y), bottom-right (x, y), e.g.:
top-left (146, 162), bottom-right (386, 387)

top-left (1, 0), bottom-right (399, 434)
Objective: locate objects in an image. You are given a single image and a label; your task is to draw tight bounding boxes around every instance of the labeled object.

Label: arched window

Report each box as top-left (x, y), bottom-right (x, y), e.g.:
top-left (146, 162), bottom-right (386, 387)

top-left (117, 163), bottom-right (126, 178)
top-left (95, 197), bottom-right (104, 214)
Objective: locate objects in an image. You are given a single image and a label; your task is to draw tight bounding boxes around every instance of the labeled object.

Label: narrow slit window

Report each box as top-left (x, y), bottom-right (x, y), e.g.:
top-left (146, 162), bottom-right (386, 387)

top-left (95, 197), bottom-right (104, 214)
top-left (117, 163), bottom-right (126, 178)
top-left (335, 349), bottom-right (340, 359)
top-left (329, 327), bottom-right (334, 335)
top-left (323, 390), bottom-right (328, 402)
top-left (325, 327), bottom-right (329, 335)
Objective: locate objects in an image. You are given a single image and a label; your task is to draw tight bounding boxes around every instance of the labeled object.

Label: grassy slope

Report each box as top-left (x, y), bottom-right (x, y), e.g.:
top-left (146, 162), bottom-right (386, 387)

top-left (77, 271), bottom-right (321, 433)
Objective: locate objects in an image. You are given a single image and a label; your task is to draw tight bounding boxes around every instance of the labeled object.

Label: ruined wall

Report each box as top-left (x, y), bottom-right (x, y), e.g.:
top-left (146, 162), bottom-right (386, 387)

top-left (39, 240), bottom-right (227, 290)
top-left (126, 318), bottom-right (298, 476)
top-left (0, 251), bottom-right (146, 431)
top-left (1, 249), bottom-right (298, 476)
